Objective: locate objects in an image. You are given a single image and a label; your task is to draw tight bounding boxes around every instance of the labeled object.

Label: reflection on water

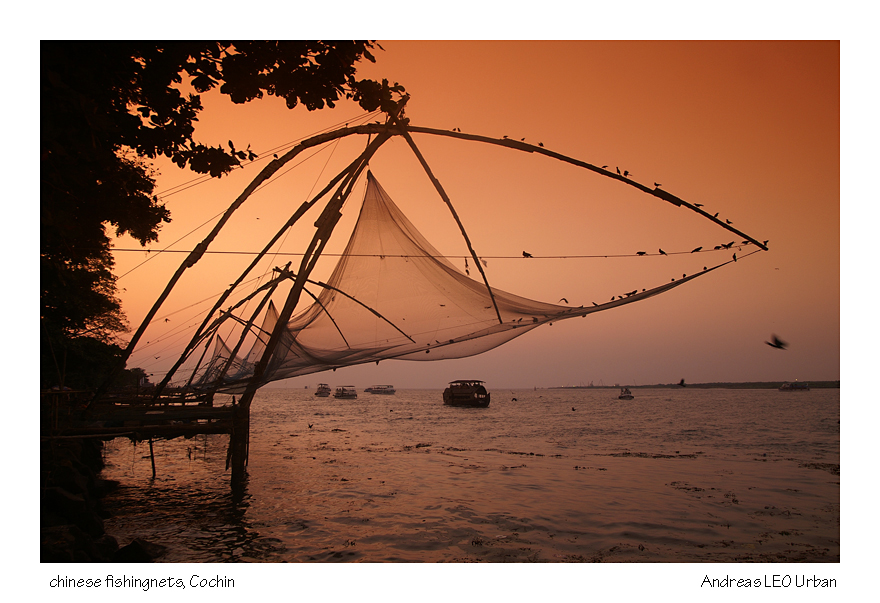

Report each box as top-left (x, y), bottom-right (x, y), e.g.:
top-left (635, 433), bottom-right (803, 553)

top-left (101, 388), bottom-right (839, 562)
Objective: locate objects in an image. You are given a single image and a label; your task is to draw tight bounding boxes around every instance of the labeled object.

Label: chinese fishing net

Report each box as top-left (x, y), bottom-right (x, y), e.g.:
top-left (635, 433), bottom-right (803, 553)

top-left (195, 172), bottom-right (717, 392)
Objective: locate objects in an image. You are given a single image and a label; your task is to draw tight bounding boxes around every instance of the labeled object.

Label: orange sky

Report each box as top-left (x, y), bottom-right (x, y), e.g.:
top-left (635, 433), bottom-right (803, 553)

top-left (110, 41), bottom-right (839, 389)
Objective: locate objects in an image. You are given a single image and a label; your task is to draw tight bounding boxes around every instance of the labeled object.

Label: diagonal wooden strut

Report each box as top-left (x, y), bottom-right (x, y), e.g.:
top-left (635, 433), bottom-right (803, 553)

top-left (399, 129), bottom-right (504, 325)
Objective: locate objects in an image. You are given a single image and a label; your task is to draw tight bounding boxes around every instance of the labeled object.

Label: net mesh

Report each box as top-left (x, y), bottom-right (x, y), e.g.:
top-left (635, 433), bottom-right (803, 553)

top-left (199, 172), bottom-right (712, 391)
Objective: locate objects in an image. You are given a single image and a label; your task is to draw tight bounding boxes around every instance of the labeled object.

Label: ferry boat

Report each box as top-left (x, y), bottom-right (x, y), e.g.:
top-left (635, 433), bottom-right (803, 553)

top-left (334, 386), bottom-right (357, 399)
top-left (618, 387), bottom-right (634, 400)
top-left (364, 385), bottom-right (396, 394)
top-left (442, 380), bottom-right (490, 407)
top-left (779, 382), bottom-right (810, 391)
top-left (315, 383), bottom-right (331, 397)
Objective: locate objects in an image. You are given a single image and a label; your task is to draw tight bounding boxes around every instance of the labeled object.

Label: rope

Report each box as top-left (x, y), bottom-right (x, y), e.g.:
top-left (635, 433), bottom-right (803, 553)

top-left (111, 246), bottom-right (759, 260)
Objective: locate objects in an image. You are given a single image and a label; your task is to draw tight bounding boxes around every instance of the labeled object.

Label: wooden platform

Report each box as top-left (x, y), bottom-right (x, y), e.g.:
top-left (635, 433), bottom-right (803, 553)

top-left (41, 390), bottom-right (235, 442)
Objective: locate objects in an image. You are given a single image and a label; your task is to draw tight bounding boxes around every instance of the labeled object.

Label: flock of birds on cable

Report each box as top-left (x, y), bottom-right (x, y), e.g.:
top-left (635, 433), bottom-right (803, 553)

top-left (490, 133), bottom-right (788, 356)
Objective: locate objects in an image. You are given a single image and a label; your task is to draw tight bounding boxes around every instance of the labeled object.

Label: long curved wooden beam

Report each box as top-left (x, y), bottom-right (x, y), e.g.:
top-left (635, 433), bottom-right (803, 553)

top-left (404, 125), bottom-right (769, 252)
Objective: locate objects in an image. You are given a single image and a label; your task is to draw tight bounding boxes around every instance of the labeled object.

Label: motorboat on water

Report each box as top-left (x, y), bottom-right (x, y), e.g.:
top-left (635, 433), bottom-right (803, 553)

top-left (364, 385), bottom-right (396, 394)
top-left (315, 383), bottom-right (331, 397)
top-left (443, 380), bottom-right (490, 407)
top-left (334, 386), bottom-right (357, 399)
top-left (779, 382), bottom-right (810, 391)
top-left (618, 387), bottom-right (634, 400)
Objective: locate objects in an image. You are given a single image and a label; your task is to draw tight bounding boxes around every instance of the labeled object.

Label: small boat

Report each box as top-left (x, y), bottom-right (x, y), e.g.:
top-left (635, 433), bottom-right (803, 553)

top-left (443, 380), bottom-right (490, 407)
top-left (334, 386), bottom-right (357, 399)
top-left (779, 382), bottom-right (810, 391)
top-left (364, 385), bottom-right (396, 395)
top-left (315, 383), bottom-right (332, 397)
top-left (618, 387), bottom-right (634, 400)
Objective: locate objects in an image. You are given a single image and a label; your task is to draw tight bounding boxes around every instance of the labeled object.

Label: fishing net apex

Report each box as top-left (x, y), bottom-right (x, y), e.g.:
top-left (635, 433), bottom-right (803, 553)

top-left (204, 172), bottom-right (706, 391)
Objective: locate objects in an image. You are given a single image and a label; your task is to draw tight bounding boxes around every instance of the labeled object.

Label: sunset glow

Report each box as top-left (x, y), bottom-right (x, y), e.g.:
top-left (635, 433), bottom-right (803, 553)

top-left (111, 41), bottom-right (839, 389)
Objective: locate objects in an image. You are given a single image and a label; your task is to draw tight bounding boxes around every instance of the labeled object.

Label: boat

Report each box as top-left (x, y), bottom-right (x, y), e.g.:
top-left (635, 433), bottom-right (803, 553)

top-left (618, 387), bottom-right (634, 400)
top-left (315, 383), bottom-right (331, 397)
top-left (334, 386), bottom-right (357, 399)
top-left (442, 380), bottom-right (490, 407)
top-left (364, 385), bottom-right (396, 394)
top-left (779, 382), bottom-right (810, 391)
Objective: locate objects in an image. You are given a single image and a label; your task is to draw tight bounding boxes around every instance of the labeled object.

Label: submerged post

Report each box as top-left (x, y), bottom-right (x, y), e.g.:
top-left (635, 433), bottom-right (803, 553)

top-left (228, 130), bottom-right (393, 485)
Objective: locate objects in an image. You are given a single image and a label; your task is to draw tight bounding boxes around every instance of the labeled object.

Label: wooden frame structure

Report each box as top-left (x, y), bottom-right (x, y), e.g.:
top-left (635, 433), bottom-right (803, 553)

top-left (99, 100), bottom-right (768, 485)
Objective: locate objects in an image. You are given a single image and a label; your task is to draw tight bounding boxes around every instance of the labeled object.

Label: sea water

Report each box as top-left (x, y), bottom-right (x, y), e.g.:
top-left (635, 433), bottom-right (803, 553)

top-left (100, 387), bottom-right (839, 562)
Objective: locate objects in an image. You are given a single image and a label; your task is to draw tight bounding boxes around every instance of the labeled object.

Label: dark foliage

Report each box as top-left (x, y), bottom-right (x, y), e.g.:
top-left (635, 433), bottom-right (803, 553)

top-left (41, 41), bottom-right (402, 387)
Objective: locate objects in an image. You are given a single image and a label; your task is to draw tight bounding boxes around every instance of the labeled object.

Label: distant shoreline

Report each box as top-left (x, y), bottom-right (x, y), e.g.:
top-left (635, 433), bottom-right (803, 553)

top-left (549, 381), bottom-right (840, 390)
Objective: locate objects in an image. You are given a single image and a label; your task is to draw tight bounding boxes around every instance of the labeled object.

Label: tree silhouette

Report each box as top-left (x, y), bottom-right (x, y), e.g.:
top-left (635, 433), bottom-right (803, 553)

top-left (41, 41), bottom-right (404, 387)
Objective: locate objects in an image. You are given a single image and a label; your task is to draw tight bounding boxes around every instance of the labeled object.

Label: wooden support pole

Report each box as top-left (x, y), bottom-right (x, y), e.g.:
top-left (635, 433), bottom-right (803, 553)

top-left (228, 131), bottom-right (392, 485)
top-left (148, 437), bottom-right (156, 479)
top-left (399, 129), bottom-right (504, 325)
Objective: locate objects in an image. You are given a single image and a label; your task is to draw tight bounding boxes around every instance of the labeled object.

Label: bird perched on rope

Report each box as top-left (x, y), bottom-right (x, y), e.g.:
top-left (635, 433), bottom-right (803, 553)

top-left (691, 246), bottom-right (702, 253)
top-left (637, 251), bottom-right (647, 256)
top-left (522, 251), bottom-right (533, 258)
top-left (659, 248), bottom-right (667, 256)
top-left (623, 170), bottom-right (630, 177)
top-left (765, 335), bottom-right (787, 350)
top-left (616, 167), bottom-right (621, 175)
top-left (654, 182), bottom-right (662, 188)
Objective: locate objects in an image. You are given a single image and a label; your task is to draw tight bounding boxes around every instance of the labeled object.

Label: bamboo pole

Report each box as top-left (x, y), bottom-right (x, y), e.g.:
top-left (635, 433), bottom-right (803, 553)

top-left (228, 131), bottom-right (392, 483)
top-left (404, 125), bottom-right (769, 252)
top-left (148, 438), bottom-right (156, 479)
top-left (206, 263), bottom-right (290, 395)
top-left (399, 131), bottom-right (504, 325)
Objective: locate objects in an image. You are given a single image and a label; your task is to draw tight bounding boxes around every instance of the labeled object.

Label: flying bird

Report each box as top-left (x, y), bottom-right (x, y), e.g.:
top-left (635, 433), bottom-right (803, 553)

top-left (691, 246), bottom-right (702, 253)
top-left (765, 335), bottom-right (788, 350)
top-left (522, 251), bottom-right (533, 258)
top-left (559, 298), bottom-right (569, 303)
top-left (659, 248), bottom-right (667, 255)
top-left (308, 423), bottom-right (313, 429)
top-left (678, 379), bottom-right (686, 387)
top-left (164, 318), bottom-right (170, 322)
